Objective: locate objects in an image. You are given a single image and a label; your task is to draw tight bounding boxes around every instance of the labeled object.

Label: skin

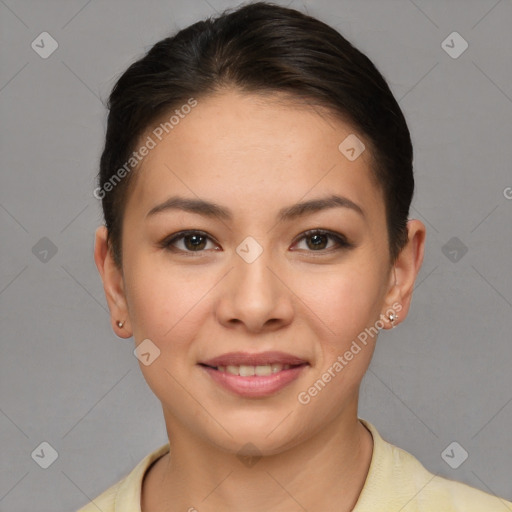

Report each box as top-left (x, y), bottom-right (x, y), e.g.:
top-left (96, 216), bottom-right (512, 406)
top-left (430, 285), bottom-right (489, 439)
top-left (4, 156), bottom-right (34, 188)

top-left (94, 88), bottom-right (425, 512)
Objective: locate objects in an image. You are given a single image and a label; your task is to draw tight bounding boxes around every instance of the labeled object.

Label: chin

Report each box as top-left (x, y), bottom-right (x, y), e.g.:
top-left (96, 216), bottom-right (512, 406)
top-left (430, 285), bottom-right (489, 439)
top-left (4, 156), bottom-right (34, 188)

top-left (202, 412), bottom-right (310, 457)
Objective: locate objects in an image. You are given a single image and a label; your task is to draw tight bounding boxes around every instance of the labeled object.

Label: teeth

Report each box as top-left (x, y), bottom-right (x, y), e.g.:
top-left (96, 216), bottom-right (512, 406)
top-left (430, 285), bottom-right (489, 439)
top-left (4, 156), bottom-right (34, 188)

top-left (226, 365), bottom-right (239, 375)
top-left (217, 363), bottom-right (292, 376)
top-left (255, 365), bottom-right (272, 376)
top-left (239, 365), bottom-right (255, 377)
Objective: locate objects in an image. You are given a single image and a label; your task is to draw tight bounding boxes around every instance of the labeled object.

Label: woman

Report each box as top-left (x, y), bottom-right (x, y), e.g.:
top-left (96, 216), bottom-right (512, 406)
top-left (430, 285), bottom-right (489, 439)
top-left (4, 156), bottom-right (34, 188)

top-left (79, 2), bottom-right (512, 510)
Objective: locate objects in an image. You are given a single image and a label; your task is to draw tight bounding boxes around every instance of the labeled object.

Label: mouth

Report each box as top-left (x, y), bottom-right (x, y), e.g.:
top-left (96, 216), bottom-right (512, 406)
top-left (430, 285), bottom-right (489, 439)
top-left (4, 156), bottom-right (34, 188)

top-left (200, 350), bottom-right (308, 368)
top-left (200, 362), bottom-right (304, 376)
top-left (198, 351), bottom-right (309, 398)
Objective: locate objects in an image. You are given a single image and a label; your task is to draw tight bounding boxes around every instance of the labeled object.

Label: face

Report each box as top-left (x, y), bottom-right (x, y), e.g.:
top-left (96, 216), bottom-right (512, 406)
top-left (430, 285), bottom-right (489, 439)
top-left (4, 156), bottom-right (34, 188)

top-left (97, 89), bottom-right (420, 455)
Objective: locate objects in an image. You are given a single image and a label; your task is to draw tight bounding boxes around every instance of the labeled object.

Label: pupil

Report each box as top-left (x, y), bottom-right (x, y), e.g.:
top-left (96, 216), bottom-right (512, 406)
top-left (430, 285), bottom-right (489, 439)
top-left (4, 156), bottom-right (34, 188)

top-left (309, 234), bottom-right (326, 249)
top-left (187, 235), bottom-right (205, 250)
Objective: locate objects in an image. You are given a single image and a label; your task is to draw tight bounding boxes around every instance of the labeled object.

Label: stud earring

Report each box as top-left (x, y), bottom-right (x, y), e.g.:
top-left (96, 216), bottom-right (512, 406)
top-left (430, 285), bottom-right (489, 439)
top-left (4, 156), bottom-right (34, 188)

top-left (117, 321), bottom-right (124, 328)
top-left (388, 312), bottom-right (398, 325)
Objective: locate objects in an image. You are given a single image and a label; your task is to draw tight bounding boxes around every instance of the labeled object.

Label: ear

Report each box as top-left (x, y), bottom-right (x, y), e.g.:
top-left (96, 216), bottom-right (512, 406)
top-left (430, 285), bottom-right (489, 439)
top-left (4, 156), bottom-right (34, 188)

top-left (94, 226), bottom-right (132, 338)
top-left (380, 219), bottom-right (426, 329)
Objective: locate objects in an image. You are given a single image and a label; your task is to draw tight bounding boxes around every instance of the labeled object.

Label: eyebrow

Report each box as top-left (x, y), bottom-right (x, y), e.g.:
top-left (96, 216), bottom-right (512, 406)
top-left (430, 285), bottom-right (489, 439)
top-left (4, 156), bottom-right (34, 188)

top-left (146, 194), bottom-right (365, 222)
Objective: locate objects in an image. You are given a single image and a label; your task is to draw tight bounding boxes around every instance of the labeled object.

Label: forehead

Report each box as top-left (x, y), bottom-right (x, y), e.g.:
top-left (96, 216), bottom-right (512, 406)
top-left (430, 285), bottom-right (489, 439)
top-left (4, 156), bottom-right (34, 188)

top-left (127, 90), bottom-right (383, 220)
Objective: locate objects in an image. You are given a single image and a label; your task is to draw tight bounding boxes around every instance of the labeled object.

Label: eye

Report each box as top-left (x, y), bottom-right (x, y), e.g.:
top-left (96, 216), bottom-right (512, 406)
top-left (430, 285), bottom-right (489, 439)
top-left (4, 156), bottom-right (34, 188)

top-left (159, 229), bottom-right (352, 255)
top-left (159, 230), bottom-right (219, 254)
top-left (292, 229), bottom-right (351, 253)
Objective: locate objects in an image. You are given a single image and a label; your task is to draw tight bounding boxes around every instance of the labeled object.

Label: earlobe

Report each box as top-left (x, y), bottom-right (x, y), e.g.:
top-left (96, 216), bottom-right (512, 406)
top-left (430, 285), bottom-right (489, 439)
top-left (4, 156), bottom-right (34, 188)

top-left (94, 226), bottom-right (132, 338)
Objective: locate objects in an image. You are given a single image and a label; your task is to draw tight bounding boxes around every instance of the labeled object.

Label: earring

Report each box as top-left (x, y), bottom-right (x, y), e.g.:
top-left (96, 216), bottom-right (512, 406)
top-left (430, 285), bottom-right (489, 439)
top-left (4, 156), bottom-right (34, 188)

top-left (388, 312), bottom-right (398, 325)
top-left (117, 321), bottom-right (124, 328)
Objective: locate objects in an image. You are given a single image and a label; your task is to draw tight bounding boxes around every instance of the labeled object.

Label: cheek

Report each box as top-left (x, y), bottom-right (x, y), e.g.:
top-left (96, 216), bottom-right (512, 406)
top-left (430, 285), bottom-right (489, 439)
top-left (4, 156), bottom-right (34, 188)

top-left (298, 268), bottom-right (382, 409)
top-left (122, 256), bottom-right (212, 405)
top-left (302, 262), bottom-right (384, 343)
top-left (123, 253), bottom-right (215, 345)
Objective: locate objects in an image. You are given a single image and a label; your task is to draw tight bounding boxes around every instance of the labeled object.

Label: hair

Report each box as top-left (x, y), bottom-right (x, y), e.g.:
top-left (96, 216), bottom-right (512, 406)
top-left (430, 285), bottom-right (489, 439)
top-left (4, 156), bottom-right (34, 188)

top-left (98, 1), bottom-right (414, 269)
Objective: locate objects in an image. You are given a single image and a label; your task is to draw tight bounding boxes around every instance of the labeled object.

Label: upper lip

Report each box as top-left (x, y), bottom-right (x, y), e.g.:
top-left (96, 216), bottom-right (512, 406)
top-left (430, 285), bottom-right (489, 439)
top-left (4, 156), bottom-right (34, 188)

top-left (200, 351), bottom-right (308, 367)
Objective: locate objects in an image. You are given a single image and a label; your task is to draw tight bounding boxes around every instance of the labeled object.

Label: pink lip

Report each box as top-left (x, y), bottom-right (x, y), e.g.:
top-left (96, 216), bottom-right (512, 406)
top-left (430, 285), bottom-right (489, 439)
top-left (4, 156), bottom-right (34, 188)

top-left (200, 351), bottom-right (308, 367)
top-left (200, 364), bottom-right (308, 398)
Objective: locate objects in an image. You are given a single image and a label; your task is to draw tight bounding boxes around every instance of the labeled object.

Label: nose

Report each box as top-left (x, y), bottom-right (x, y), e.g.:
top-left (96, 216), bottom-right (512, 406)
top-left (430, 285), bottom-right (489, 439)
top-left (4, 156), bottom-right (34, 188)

top-left (214, 246), bottom-right (294, 334)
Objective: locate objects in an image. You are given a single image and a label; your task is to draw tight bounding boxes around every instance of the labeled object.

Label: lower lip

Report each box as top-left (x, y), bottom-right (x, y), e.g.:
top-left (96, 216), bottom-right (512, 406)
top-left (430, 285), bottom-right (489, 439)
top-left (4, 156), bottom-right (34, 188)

top-left (200, 364), bottom-right (308, 398)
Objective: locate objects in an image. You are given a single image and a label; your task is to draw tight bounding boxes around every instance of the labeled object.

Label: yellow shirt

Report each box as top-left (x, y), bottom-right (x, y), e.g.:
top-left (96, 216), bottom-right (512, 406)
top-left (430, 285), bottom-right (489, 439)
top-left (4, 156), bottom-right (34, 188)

top-left (76, 418), bottom-right (512, 511)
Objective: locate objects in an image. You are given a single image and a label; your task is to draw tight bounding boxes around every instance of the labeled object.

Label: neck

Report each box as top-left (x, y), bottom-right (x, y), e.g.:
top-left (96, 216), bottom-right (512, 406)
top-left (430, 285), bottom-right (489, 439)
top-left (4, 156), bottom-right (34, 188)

top-left (142, 406), bottom-right (374, 512)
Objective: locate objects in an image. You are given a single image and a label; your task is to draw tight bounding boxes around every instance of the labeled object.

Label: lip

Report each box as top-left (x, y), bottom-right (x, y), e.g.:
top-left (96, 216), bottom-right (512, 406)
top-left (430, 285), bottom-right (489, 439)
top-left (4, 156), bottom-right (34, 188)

top-left (200, 351), bottom-right (308, 367)
top-left (200, 364), bottom-right (308, 398)
top-left (198, 351), bottom-right (309, 398)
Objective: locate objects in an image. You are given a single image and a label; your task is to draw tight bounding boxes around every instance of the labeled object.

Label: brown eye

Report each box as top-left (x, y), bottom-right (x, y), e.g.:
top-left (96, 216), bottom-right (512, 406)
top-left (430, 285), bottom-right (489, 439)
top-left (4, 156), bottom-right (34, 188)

top-left (183, 234), bottom-right (207, 251)
top-left (306, 232), bottom-right (329, 250)
top-left (160, 231), bottom-right (218, 253)
top-left (293, 229), bottom-right (351, 252)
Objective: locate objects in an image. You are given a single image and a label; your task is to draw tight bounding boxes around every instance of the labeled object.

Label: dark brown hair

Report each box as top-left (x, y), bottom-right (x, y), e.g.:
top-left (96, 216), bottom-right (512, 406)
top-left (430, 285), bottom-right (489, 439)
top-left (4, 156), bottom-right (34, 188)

top-left (97, 1), bottom-right (414, 268)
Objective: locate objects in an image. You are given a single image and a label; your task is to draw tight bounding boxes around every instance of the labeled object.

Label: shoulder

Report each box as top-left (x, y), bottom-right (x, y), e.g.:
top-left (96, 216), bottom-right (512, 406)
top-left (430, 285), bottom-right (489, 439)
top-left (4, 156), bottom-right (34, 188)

top-left (76, 480), bottom-right (120, 512)
top-left (420, 473), bottom-right (512, 511)
top-left (356, 419), bottom-right (512, 512)
top-left (397, 447), bottom-right (512, 512)
top-left (75, 442), bottom-right (171, 512)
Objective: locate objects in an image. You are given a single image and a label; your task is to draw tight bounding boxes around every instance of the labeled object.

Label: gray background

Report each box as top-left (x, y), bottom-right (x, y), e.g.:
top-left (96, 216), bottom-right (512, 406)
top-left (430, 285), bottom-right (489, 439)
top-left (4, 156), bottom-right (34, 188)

top-left (1, 0), bottom-right (511, 510)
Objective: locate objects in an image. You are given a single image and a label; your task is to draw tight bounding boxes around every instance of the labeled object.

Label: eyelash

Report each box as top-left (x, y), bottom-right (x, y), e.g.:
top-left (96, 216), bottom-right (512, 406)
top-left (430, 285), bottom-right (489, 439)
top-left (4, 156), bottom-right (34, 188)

top-left (159, 229), bottom-right (352, 256)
